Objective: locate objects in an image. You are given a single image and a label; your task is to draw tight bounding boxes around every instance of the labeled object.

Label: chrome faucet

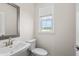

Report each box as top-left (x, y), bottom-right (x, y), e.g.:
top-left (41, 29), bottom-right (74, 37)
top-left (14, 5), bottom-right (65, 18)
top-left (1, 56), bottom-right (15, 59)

top-left (8, 37), bottom-right (13, 45)
top-left (4, 37), bottom-right (13, 47)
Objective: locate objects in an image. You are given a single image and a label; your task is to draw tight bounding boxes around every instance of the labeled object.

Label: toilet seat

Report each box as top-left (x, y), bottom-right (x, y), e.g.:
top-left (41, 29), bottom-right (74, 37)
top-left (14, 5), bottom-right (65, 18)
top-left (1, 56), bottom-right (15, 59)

top-left (31, 48), bottom-right (48, 56)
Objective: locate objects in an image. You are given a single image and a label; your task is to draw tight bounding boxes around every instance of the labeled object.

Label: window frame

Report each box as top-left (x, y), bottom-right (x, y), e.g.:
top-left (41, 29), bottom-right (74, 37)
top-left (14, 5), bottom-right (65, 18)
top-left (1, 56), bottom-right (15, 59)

top-left (39, 14), bottom-right (55, 33)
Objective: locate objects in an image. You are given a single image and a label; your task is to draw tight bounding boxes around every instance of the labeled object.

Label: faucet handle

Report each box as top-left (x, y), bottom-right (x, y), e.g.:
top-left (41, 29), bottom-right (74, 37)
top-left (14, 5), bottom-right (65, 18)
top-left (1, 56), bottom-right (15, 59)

top-left (11, 39), bottom-right (15, 45)
top-left (3, 42), bottom-right (8, 47)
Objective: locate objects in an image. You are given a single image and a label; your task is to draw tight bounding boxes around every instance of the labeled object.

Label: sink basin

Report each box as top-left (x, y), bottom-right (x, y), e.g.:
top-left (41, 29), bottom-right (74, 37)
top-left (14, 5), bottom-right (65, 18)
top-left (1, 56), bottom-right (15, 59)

top-left (0, 41), bottom-right (31, 56)
top-left (0, 47), bottom-right (12, 56)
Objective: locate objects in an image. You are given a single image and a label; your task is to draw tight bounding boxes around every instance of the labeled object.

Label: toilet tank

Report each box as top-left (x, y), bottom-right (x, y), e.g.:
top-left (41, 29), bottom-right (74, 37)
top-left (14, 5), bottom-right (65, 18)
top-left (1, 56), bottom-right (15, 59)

top-left (26, 39), bottom-right (36, 50)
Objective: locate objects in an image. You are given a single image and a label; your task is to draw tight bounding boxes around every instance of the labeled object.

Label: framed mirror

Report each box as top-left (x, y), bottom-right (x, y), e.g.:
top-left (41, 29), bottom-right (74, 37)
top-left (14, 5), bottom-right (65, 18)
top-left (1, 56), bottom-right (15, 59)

top-left (0, 3), bottom-right (20, 40)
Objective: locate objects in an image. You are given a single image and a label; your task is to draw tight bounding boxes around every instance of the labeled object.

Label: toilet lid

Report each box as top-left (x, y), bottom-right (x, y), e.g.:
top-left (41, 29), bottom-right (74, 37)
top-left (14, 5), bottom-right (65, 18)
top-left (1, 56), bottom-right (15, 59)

top-left (32, 48), bottom-right (48, 56)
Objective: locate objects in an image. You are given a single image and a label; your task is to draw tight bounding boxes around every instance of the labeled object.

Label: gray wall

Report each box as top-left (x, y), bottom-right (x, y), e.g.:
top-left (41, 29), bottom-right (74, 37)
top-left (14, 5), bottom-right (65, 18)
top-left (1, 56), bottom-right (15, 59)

top-left (34, 3), bottom-right (76, 56)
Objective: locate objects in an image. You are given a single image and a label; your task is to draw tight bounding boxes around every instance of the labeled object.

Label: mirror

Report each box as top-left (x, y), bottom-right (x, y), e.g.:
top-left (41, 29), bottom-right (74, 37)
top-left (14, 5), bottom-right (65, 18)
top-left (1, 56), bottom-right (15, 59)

top-left (0, 3), bottom-right (20, 40)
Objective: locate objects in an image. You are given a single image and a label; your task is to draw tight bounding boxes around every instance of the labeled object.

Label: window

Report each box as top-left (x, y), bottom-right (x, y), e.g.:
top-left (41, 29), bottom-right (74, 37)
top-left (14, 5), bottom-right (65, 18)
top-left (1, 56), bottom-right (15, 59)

top-left (40, 15), bottom-right (54, 32)
top-left (38, 6), bottom-right (54, 33)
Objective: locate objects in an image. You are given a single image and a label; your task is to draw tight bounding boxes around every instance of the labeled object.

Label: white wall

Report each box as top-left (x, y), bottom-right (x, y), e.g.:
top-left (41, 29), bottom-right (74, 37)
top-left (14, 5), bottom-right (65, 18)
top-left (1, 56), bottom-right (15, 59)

top-left (15, 3), bottom-right (34, 41)
top-left (34, 3), bottom-right (76, 56)
top-left (76, 4), bottom-right (79, 46)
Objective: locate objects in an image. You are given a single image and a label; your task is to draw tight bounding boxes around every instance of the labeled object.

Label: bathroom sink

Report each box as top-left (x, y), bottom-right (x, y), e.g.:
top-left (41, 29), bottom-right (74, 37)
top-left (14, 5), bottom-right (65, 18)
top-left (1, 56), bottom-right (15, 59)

top-left (0, 41), bottom-right (31, 56)
top-left (10, 42), bottom-right (31, 55)
top-left (0, 47), bottom-right (12, 56)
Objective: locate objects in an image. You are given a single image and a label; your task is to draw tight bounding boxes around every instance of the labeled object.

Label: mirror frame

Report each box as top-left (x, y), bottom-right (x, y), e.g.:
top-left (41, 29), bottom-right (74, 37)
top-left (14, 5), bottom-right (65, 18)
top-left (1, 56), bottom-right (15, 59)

top-left (0, 3), bottom-right (20, 40)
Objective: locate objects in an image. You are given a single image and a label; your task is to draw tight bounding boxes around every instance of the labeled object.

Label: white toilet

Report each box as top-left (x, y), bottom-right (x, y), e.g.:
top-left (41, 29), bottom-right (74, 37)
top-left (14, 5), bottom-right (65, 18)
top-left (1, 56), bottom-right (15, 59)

top-left (26, 39), bottom-right (48, 56)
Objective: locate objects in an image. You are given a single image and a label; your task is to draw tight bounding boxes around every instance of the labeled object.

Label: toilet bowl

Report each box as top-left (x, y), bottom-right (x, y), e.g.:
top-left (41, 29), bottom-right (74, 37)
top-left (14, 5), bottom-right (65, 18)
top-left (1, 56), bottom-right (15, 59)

top-left (26, 39), bottom-right (48, 56)
top-left (31, 48), bottom-right (48, 56)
